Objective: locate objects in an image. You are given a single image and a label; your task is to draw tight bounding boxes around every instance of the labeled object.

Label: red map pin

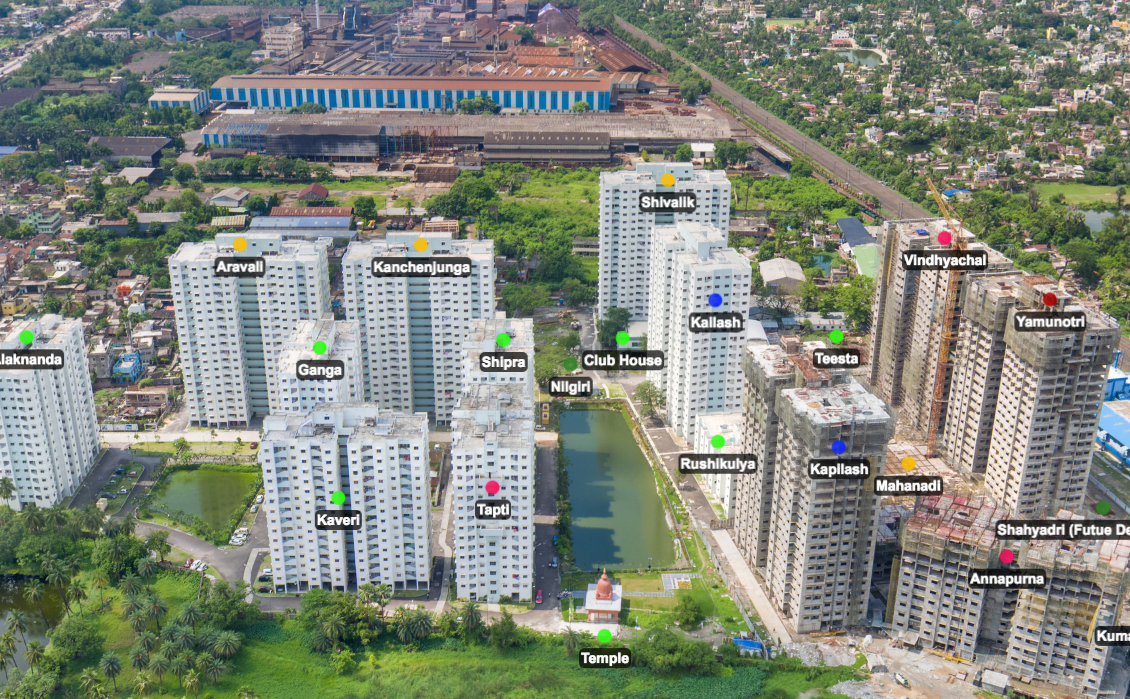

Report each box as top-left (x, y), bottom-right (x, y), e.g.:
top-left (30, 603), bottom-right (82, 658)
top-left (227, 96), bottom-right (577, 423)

top-left (938, 230), bottom-right (952, 245)
top-left (1043, 292), bottom-right (1058, 308)
top-left (485, 480), bottom-right (500, 496)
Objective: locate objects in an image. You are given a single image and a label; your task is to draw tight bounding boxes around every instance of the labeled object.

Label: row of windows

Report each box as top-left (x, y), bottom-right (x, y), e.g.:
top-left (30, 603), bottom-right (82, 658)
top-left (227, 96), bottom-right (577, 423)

top-left (210, 85), bottom-right (612, 112)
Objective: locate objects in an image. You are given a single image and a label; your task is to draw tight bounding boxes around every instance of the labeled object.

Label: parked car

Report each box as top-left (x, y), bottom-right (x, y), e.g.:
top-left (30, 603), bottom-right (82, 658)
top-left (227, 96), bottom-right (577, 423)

top-left (261, 568), bottom-right (272, 576)
top-left (550, 556), bottom-right (558, 568)
top-left (184, 558), bottom-right (194, 568)
top-left (255, 495), bottom-right (263, 504)
top-left (118, 488), bottom-right (128, 494)
top-left (535, 590), bottom-right (543, 604)
top-left (258, 586), bottom-right (269, 593)
top-left (128, 471), bottom-right (137, 477)
top-left (258, 575), bottom-right (271, 583)
top-left (250, 505), bottom-right (258, 513)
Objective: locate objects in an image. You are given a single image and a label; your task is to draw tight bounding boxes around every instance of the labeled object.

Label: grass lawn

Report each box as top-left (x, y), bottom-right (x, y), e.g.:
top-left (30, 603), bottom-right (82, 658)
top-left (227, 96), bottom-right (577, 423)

top-left (1091, 454), bottom-right (1130, 507)
top-left (604, 383), bottom-right (628, 399)
top-left (1035, 182), bottom-right (1122, 206)
top-left (577, 256), bottom-right (598, 284)
top-left (131, 441), bottom-right (258, 457)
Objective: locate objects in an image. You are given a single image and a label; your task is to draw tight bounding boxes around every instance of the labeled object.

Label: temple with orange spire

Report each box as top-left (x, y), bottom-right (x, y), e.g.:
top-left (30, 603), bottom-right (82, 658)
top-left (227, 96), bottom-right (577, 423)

top-left (582, 569), bottom-right (622, 623)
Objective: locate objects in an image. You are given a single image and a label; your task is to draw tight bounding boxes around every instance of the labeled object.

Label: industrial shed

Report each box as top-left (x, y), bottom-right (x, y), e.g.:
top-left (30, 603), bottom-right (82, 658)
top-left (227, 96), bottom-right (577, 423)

top-left (482, 131), bottom-right (611, 164)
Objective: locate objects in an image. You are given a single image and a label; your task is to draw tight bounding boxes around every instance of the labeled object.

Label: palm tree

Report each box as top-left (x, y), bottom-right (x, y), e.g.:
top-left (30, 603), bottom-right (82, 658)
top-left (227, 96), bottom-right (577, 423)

top-left (121, 573), bottom-right (142, 598)
top-left (563, 627), bottom-right (584, 657)
top-left (147, 651), bottom-right (170, 691)
top-left (7, 610), bottom-right (27, 646)
top-left (459, 600), bottom-right (482, 642)
top-left (128, 610), bottom-right (148, 633)
top-left (136, 558), bottom-right (157, 589)
top-left (23, 580), bottom-right (46, 624)
top-left (179, 601), bottom-right (203, 636)
top-left (19, 504), bottom-right (45, 533)
top-left (79, 667), bottom-right (101, 695)
top-left (136, 631), bottom-right (158, 653)
top-left (393, 607), bottom-right (412, 644)
top-left (373, 583), bottom-right (392, 616)
top-left (321, 612), bottom-right (344, 651)
top-left (356, 583), bottom-right (375, 608)
top-left (79, 505), bottom-right (104, 537)
top-left (43, 506), bottom-right (67, 531)
top-left (237, 687), bottom-right (260, 699)
top-left (44, 564), bottom-right (69, 614)
top-left (87, 686), bottom-right (108, 699)
top-left (119, 512), bottom-right (138, 537)
top-left (184, 668), bottom-right (200, 699)
top-left (171, 625), bottom-right (194, 652)
top-left (145, 596), bottom-right (167, 632)
top-left (213, 630), bottom-right (241, 659)
top-left (0, 477), bottom-right (15, 507)
top-left (99, 652), bottom-right (122, 692)
top-left (91, 570), bottom-right (110, 609)
top-left (105, 537), bottom-right (126, 580)
top-left (169, 652), bottom-right (190, 689)
top-left (68, 579), bottom-right (87, 616)
top-left (411, 608), bottom-right (433, 641)
top-left (121, 594), bottom-right (145, 620)
top-left (23, 639), bottom-right (44, 668)
top-left (1118, 185), bottom-right (1126, 211)
top-left (0, 645), bottom-right (11, 683)
top-left (128, 643), bottom-right (149, 673)
top-left (203, 657), bottom-right (226, 685)
top-left (133, 672), bottom-right (153, 698)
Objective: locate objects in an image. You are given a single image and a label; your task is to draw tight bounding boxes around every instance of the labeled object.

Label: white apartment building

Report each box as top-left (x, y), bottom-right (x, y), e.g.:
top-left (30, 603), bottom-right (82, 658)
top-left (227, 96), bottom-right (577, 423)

top-left (767, 379), bottom-right (891, 634)
top-left (693, 412), bottom-right (742, 519)
top-left (272, 318), bottom-right (362, 414)
top-left (983, 276), bottom-right (1120, 518)
top-left (342, 233), bottom-right (494, 425)
top-left (0, 316), bottom-right (99, 509)
top-left (170, 233), bottom-right (330, 427)
top-left (260, 405), bottom-right (431, 592)
top-left (450, 380), bottom-right (536, 603)
top-left (598, 165), bottom-right (730, 320)
top-left (461, 318), bottom-right (535, 388)
top-left (647, 222), bottom-right (750, 441)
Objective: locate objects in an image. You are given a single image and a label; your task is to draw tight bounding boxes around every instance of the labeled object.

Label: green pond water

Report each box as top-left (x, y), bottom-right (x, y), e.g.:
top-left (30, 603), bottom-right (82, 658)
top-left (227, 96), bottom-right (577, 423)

top-left (560, 409), bottom-right (675, 571)
top-left (153, 469), bottom-right (258, 530)
top-left (0, 576), bottom-right (65, 672)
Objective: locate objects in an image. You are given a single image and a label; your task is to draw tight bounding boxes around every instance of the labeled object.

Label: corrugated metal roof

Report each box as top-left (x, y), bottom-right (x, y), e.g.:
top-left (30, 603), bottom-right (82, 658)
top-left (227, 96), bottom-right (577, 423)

top-left (249, 216), bottom-right (352, 229)
top-left (836, 217), bottom-right (877, 247)
top-left (210, 215), bottom-right (248, 228)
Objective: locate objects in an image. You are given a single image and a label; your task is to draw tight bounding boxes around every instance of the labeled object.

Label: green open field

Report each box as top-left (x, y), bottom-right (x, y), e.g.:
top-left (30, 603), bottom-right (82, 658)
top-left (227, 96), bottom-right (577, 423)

top-left (131, 441), bottom-right (258, 457)
top-left (1035, 182), bottom-right (1122, 206)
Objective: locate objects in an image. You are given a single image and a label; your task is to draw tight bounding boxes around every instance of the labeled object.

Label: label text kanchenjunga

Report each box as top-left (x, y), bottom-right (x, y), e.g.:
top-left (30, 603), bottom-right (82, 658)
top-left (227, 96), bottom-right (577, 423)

top-left (1012, 311), bottom-right (1087, 332)
top-left (678, 454), bottom-right (758, 474)
top-left (370, 256), bottom-right (473, 277)
top-left (0, 350), bottom-right (65, 369)
top-left (900, 250), bottom-right (989, 270)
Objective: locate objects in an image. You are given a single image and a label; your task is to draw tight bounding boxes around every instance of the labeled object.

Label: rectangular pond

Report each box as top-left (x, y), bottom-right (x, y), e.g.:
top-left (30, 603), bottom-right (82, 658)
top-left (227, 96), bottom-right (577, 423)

top-left (153, 469), bottom-right (258, 530)
top-left (559, 408), bottom-right (676, 571)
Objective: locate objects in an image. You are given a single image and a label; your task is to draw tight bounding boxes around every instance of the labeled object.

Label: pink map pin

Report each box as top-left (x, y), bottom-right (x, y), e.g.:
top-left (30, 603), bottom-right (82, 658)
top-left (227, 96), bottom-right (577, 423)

top-left (486, 480), bottom-right (500, 496)
top-left (938, 230), bottom-right (952, 245)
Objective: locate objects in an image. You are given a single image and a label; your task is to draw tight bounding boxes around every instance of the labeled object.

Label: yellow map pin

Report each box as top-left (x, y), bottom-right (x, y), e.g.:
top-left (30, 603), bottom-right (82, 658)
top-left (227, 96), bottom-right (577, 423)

top-left (660, 172), bottom-right (676, 187)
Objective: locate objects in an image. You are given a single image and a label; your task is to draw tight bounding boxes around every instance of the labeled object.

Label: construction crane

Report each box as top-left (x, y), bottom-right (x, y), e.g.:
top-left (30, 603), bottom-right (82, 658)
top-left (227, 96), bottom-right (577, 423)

top-left (924, 178), bottom-right (967, 458)
top-left (927, 649), bottom-right (971, 665)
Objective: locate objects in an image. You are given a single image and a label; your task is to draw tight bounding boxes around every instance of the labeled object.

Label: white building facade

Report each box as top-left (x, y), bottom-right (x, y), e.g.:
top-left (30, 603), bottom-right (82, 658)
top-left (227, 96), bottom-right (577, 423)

top-left (342, 233), bottom-right (494, 425)
top-left (693, 412), bottom-right (743, 519)
top-left (0, 316), bottom-right (99, 509)
top-left (647, 222), bottom-right (751, 441)
top-left (260, 405), bottom-right (431, 592)
top-left (598, 165), bottom-right (730, 320)
top-left (170, 233), bottom-right (331, 427)
top-left (272, 318), bottom-right (363, 414)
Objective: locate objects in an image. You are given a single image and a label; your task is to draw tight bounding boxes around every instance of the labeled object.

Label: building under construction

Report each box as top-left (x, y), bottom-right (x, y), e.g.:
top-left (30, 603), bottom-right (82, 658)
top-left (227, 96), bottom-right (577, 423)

top-left (981, 276), bottom-right (1120, 518)
top-left (766, 378), bottom-right (892, 634)
top-left (890, 494), bottom-right (1007, 661)
top-left (736, 337), bottom-right (837, 571)
top-left (1005, 522), bottom-right (1130, 698)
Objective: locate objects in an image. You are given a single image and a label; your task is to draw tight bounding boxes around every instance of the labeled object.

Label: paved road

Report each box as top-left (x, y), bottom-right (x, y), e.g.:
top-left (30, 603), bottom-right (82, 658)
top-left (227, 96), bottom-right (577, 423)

top-left (532, 446), bottom-right (562, 611)
top-left (71, 449), bottom-right (163, 511)
top-left (135, 504), bottom-right (268, 584)
top-left (615, 17), bottom-right (931, 221)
